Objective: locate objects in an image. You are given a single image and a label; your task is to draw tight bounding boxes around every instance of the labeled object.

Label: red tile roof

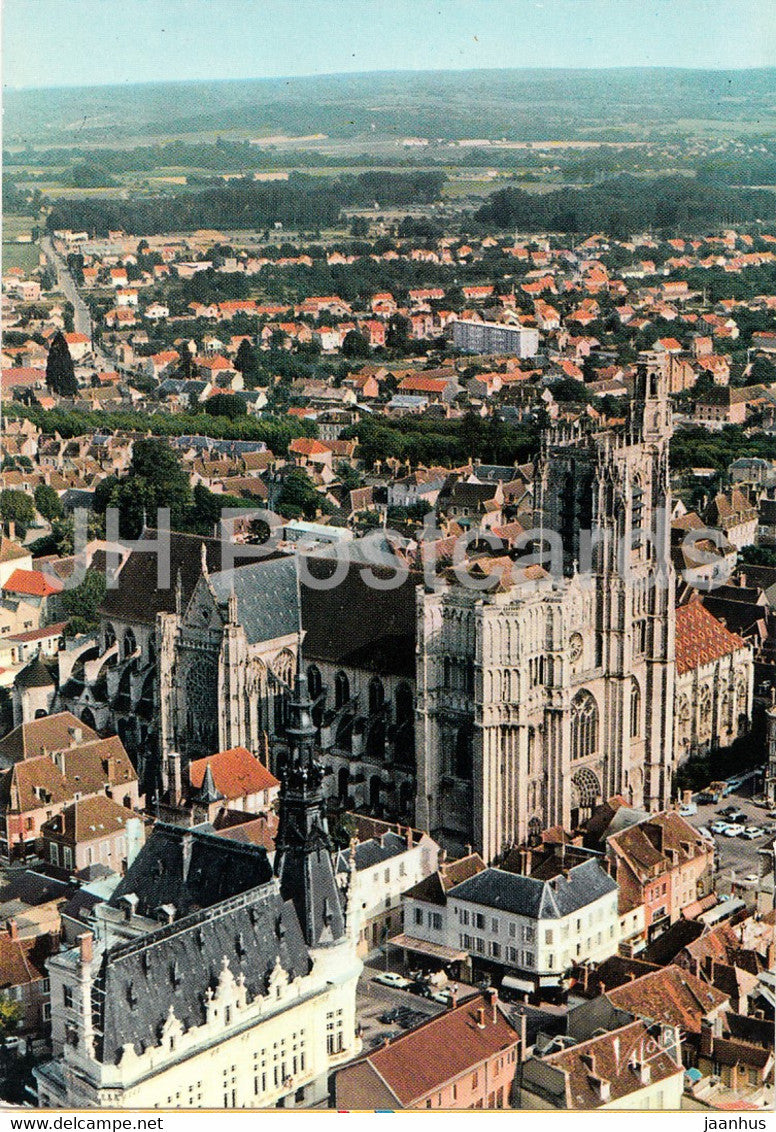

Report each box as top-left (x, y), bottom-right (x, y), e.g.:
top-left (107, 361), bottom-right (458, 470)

top-left (606, 964), bottom-right (728, 1034)
top-left (3, 569), bottom-right (63, 597)
top-left (340, 993), bottom-right (519, 1107)
top-left (675, 600), bottom-right (747, 675)
top-left (189, 746), bottom-right (278, 802)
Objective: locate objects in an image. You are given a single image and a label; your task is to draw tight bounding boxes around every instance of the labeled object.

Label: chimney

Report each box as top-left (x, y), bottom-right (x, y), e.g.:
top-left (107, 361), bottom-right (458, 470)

top-left (7, 919), bottom-right (18, 942)
top-left (406, 826), bottom-right (414, 849)
top-left (449, 984), bottom-right (459, 1010)
top-left (476, 1007), bottom-right (486, 1028)
top-left (700, 1016), bottom-right (714, 1058)
top-left (79, 931), bottom-right (94, 965)
top-left (68, 726), bottom-right (82, 747)
top-left (487, 986), bottom-right (498, 1022)
top-left (465, 844), bottom-right (472, 856)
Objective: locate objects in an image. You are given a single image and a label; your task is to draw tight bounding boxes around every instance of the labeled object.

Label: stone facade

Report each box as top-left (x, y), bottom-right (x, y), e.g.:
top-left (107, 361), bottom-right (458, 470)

top-left (416, 359), bottom-right (675, 862)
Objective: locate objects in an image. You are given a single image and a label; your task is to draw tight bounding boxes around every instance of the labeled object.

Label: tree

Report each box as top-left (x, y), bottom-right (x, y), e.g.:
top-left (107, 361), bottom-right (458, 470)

top-left (0, 490), bottom-right (36, 536)
top-left (234, 338), bottom-right (260, 386)
top-left (45, 330), bottom-right (78, 397)
top-left (276, 469), bottom-right (322, 521)
top-left (386, 313), bottom-right (411, 352)
top-left (342, 330), bottom-right (370, 359)
top-left (60, 568), bottom-right (107, 636)
top-left (34, 484), bottom-right (63, 522)
top-left (0, 994), bottom-right (23, 1044)
top-left (105, 438), bottom-right (193, 538)
top-left (204, 393), bottom-right (247, 419)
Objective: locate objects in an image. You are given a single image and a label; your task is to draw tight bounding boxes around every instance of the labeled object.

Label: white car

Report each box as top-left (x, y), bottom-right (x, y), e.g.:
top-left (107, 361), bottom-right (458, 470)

top-left (373, 972), bottom-right (412, 990)
top-left (723, 825), bottom-right (743, 837)
top-left (744, 874), bottom-right (760, 884)
top-left (741, 827), bottom-right (764, 840)
top-left (710, 821), bottom-right (730, 834)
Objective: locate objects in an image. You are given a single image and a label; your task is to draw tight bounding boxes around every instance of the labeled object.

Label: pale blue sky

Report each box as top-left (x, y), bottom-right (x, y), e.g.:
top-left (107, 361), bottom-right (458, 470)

top-left (3, 0), bottom-right (775, 90)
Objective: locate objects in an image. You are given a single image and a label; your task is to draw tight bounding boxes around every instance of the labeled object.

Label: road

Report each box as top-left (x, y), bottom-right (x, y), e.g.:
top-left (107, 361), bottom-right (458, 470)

top-left (40, 234), bottom-right (113, 371)
top-left (683, 782), bottom-right (776, 896)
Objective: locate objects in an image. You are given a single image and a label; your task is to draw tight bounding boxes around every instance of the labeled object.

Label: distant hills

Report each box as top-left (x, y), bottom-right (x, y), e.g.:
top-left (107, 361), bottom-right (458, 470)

top-left (6, 67), bottom-right (776, 146)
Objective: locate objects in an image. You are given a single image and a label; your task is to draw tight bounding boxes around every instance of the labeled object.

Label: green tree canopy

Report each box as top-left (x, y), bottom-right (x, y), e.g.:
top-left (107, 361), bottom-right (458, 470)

top-left (0, 489), bottom-right (36, 536)
top-left (204, 393), bottom-right (247, 419)
top-left (34, 483), bottom-right (63, 522)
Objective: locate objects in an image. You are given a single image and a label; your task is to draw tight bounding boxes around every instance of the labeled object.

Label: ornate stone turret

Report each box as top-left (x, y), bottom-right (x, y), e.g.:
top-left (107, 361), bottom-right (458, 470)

top-left (273, 647), bottom-right (346, 949)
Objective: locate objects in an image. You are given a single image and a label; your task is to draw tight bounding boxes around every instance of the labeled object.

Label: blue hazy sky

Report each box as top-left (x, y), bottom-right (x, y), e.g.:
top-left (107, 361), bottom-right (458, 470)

top-left (3, 0), bottom-right (775, 90)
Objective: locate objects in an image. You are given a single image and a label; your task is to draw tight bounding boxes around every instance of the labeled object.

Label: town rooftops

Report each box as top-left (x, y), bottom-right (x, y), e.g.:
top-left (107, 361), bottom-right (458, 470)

top-left (448, 857), bottom-right (617, 920)
top-left (41, 793), bottom-right (135, 843)
top-left (336, 992), bottom-right (519, 1108)
top-left (0, 711), bottom-right (99, 768)
top-left (3, 569), bottom-right (63, 597)
top-left (526, 1020), bottom-right (682, 1110)
top-left (675, 600), bottom-right (747, 675)
top-left (605, 964), bottom-right (729, 1034)
top-left (189, 747), bottom-right (279, 803)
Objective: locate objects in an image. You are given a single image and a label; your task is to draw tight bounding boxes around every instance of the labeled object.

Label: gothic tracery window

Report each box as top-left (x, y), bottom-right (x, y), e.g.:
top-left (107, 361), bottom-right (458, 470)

top-left (571, 690), bottom-right (598, 762)
top-left (629, 678), bottom-right (641, 739)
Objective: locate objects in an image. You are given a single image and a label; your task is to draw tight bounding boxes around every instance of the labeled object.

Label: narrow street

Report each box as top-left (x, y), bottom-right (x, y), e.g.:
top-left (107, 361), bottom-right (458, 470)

top-left (40, 233), bottom-right (113, 371)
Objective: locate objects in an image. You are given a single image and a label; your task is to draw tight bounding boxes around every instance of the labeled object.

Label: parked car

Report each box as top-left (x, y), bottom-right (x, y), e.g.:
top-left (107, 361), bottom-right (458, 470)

top-left (374, 972), bottom-right (412, 990)
top-left (679, 802), bottom-right (697, 816)
top-left (710, 821), bottom-right (731, 834)
top-left (428, 988), bottom-right (455, 1006)
top-left (741, 827), bottom-right (764, 840)
top-left (723, 825), bottom-right (743, 837)
top-left (379, 1008), bottom-right (400, 1024)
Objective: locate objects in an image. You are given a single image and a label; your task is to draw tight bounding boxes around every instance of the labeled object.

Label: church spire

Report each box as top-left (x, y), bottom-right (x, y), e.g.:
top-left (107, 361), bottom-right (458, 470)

top-left (273, 643), bottom-right (345, 949)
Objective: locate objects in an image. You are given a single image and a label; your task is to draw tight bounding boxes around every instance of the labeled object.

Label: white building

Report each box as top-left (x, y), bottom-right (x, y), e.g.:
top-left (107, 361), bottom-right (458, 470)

top-left (403, 857), bottom-right (620, 994)
top-left (452, 319), bottom-right (540, 358)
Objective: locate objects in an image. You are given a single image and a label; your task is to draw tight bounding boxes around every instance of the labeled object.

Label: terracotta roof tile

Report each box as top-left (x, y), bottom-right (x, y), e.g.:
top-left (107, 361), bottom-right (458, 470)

top-left (189, 746), bottom-right (278, 802)
top-left (675, 600), bottom-right (747, 675)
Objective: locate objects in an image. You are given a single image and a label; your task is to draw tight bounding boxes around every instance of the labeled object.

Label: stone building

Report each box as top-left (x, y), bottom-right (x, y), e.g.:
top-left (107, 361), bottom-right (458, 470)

top-left (35, 661), bottom-right (362, 1109)
top-left (673, 600), bottom-right (754, 762)
top-left (416, 358), bottom-right (676, 861)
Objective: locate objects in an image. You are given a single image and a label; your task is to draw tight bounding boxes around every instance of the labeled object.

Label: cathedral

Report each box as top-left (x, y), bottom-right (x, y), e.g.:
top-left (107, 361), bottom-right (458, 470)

top-left (415, 356), bottom-right (676, 861)
top-left (52, 354), bottom-right (755, 867)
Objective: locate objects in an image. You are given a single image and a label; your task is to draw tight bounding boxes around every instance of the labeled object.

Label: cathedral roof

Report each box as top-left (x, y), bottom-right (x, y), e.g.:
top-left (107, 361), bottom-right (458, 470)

top-left (300, 556), bottom-right (418, 678)
top-left (98, 530), bottom-right (222, 626)
top-left (208, 557), bottom-right (299, 644)
top-left (675, 600), bottom-right (747, 675)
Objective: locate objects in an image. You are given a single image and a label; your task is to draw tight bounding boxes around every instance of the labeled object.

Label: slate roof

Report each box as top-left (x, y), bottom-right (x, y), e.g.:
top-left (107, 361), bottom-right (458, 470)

top-left (208, 557), bottom-right (299, 645)
top-left (98, 530), bottom-right (222, 626)
top-left (334, 830), bottom-right (410, 874)
top-left (403, 853), bottom-right (487, 906)
top-left (300, 556), bottom-right (418, 678)
top-left (109, 822), bottom-right (274, 920)
top-left (449, 858), bottom-right (616, 920)
top-left (15, 655), bottom-right (56, 690)
top-left (96, 884), bottom-right (310, 1065)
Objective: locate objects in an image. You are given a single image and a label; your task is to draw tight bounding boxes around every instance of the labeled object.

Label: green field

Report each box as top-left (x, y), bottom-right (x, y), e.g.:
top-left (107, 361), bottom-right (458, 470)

top-left (2, 242), bottom-right (40, 272)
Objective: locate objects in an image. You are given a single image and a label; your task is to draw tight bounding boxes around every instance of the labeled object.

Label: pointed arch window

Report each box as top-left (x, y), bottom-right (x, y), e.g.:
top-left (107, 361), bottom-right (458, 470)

top-left (571, 691), bottom-right (598, 762)
top-left (629, 679), bottom-right (641, 739)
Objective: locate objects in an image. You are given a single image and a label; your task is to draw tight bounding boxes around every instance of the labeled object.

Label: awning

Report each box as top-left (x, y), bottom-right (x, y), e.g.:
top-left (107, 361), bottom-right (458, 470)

top-left (388, 933), bottom-right (467, 962)
top-left (501, 974), bottom-right (534, 994)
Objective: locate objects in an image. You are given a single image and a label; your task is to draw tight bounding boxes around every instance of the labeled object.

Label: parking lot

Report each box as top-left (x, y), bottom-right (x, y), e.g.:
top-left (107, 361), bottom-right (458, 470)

top-left (683, 778), bottom-right (776, 894)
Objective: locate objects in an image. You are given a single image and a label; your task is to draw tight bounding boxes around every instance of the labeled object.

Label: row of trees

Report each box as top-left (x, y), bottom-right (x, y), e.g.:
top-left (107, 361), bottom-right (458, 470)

top-left (475, 174), bottom-right (776, 236)
top-left (45, 171), bottom-right (446, 238)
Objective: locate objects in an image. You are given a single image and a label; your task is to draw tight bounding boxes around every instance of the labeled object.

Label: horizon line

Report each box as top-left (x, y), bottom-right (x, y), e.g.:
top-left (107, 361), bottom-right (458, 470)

top-left (7, 61), bottom-right (776, 95)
